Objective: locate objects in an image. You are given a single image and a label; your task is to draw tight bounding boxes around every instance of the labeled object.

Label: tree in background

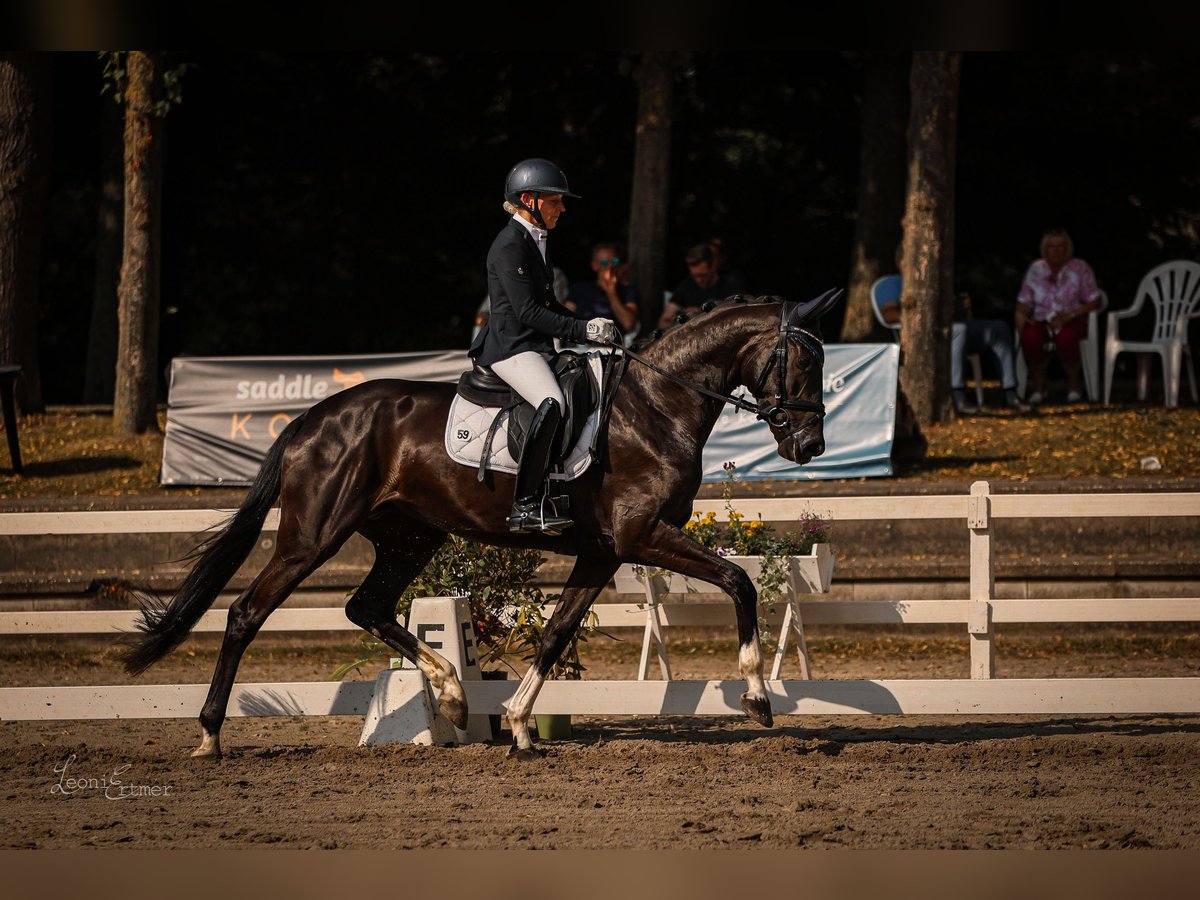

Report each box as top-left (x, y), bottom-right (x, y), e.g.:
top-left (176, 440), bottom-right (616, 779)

top-left (0, 53), bottom-right (50, 413)
top-left (113, 52), bottom-right (174, 433)
top-left (841, 52), bottom-right (909, 342)
top-left (898, 52), bottom-right (961, 428)
top-left (627, 52), bottom-right (675, 335)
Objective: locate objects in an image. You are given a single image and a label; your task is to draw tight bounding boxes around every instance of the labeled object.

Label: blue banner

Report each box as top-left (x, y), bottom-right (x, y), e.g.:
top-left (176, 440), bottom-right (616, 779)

top-left (701, 343), bottom-right (898, 481)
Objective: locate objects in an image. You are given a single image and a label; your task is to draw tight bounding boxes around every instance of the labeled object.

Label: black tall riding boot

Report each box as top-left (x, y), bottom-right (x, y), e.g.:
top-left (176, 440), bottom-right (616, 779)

top-left (507, 398), bottom-right (573, 534)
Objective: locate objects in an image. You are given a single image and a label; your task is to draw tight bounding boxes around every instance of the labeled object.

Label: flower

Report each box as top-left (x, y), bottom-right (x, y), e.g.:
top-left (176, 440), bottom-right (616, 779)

top-left (677, 462), bottom-right (834, 650)
top-left (685, 461), bottom-right (833, 558)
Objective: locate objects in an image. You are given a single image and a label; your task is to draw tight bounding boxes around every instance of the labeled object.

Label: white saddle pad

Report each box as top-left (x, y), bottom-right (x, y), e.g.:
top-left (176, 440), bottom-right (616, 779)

top-left (445, 351), bottom-right (608, 481)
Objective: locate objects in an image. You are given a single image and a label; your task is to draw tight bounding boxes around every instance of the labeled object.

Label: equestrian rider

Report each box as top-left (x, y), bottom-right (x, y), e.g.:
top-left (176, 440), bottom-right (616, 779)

top-left (468, 158), bottom-right (617, 533)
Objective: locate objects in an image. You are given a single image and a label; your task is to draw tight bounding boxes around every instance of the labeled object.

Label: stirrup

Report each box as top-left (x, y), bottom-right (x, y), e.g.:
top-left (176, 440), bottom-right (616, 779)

top-left (507, 495), bottom-right (573, 534)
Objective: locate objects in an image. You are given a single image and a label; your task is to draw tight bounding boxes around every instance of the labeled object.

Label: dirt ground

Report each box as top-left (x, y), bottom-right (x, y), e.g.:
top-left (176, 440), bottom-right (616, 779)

top-left (4, 627), bottom-right (1200, 849)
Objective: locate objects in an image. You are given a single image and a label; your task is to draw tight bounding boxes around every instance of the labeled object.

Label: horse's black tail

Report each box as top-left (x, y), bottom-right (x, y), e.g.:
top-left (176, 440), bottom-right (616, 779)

top-left (120, 414), bottom-right (308, 675)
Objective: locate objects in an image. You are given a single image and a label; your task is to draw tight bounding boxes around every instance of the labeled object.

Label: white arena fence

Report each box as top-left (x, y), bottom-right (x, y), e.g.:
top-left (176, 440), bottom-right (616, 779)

top-left (2, 481), bottom-right (1200, 723)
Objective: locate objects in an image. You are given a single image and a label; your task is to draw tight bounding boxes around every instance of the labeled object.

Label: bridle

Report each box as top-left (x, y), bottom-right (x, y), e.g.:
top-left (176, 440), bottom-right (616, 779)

top-left (610, 300), bottom-right (826, 438)
top-left (751, 300), bottom-right (826, 437)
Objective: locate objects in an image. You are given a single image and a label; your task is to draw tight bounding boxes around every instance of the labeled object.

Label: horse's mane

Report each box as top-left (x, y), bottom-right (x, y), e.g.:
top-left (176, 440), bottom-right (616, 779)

top-left (635, 293), bottom-right (783, 349)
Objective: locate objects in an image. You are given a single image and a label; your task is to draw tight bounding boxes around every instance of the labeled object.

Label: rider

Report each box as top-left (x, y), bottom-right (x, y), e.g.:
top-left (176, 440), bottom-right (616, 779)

top-left (468, 158), bottom-right (617, 534)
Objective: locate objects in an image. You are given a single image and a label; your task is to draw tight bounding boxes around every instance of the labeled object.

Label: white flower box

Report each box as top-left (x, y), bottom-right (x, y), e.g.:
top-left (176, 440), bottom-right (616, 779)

top-left (615, 543), bottom-right (834, 597)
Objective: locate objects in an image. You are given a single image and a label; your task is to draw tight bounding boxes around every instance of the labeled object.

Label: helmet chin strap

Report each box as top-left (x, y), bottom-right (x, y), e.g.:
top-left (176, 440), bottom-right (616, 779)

top-left (519, 191), bottom-right (545, 228)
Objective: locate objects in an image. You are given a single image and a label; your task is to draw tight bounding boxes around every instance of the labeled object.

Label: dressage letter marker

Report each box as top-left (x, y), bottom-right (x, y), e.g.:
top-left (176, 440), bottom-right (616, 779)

top-left (360, 596), bottom-right (491, 746)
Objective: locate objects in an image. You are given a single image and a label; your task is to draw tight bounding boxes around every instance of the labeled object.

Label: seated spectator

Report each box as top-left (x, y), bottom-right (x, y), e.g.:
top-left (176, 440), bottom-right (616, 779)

top-left (880, 280), bottom-right (1030, 414)
top-left (707, 236), bottom-right (750, 294)
top-left (1015, 229), bottom-right (1102, 404)
top-left (658, 243), bottom-right (743, 327)
top-left (565, 243), bottom-right (639, 343)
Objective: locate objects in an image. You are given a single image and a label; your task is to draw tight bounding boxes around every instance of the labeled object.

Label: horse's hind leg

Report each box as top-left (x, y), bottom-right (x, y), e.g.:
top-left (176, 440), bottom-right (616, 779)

top-left (344, 529), bottom-right (469, 729)
top-left (193, 544), bottom-right (337, 758)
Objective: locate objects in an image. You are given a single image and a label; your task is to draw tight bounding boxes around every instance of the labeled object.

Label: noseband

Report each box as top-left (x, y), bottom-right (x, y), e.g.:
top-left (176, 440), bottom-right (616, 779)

top-left (613, 301), bottom-right (826, 436)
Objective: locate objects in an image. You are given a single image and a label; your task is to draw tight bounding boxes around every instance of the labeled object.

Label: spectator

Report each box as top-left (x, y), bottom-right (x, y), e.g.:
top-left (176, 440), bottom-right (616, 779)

top-left (880, 275), bottom-right (1030, 414)
top-left (658, 243), bottom-right (743, 327)
top-left (707, 236), bottom-right (750, 294)
top-left (1015, 229), bottom-right (1102, 404)
top-left (565, 243), bottom-right (640, 343)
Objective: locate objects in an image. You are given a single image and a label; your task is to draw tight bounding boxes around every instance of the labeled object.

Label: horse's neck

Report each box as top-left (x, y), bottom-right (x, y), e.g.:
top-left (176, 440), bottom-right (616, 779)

top-left (646, 304), bottom-right (776, 394)
top-left (621, 305), bottom-right (776, 444)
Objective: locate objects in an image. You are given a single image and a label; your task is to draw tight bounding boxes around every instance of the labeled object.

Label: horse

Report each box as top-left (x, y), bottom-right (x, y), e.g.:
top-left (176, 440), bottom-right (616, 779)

top-left (121, 288), bottom-right (841, 759)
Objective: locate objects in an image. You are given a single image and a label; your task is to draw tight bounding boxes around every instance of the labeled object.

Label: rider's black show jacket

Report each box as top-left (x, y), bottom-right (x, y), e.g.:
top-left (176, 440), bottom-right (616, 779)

top-left (468, 218), bottom-right (589, 366)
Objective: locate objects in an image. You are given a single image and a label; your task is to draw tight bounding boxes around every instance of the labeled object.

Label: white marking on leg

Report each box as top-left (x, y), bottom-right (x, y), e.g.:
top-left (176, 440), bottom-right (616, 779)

top-left (415, 642), bottom-right (465, 708)
top-left (191, 728), bottom-right (221, 758)
top-left (739, 639), bottom-right (767, 700)
top-left (505, 665), bottom-right (546, 752)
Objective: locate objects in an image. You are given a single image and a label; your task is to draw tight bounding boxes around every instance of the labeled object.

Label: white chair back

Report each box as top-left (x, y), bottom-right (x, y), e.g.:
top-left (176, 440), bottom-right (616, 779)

top-left (1138, 261), bottom-right (1200, 342)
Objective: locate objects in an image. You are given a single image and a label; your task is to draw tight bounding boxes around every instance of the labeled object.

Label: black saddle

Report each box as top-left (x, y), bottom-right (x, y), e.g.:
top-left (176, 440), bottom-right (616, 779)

top-left (456, 351), bottom-right (600, 466)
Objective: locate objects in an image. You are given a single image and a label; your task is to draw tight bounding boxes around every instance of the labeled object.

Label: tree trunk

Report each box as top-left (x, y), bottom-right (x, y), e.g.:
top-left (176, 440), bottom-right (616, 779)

top-left (0, 53), bottom-right (50, 413)
top-left (113, 52), bottom-right (164, 434)
top-left (627, 52), bottom-right (673, 336)
top-left (841, 52), bottom-right (909, 342)
top-left (898, 51), bottom-right (960, 428)
top-left (84, 98), bottom-right (123, 403)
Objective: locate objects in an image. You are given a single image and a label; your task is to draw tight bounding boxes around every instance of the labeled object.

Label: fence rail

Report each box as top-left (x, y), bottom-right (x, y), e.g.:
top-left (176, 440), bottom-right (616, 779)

top-left (2, 481), bottom-right (1199, 724)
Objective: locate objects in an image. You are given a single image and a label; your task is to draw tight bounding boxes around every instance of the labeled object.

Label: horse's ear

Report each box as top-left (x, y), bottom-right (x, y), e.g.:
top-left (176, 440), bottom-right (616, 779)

top-left (789, 287), bottom-right (843, 326)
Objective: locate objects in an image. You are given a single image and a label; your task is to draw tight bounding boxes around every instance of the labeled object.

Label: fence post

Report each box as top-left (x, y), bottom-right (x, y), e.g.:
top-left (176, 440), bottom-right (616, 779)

top-left (638, 570), bottom-right (673, 681)
top-left (968, 480), bottom-right (995, 679)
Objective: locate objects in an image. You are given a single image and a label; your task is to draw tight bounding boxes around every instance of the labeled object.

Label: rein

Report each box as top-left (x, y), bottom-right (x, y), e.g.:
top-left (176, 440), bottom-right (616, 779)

top-left (608, 340), bottom-right (761, 416)
top-left (607, 302), bottom-right (827, 434)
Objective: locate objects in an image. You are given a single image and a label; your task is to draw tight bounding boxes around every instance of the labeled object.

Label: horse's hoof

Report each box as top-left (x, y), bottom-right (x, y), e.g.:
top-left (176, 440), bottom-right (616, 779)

top-left (439, 693), bottom-right (469, 730)
top-left (740, 692), bottom-right (774, 728)
top-left (190, 731), bottom-right (222, 759)
top-left (506, 743), bottom-right (545, 761)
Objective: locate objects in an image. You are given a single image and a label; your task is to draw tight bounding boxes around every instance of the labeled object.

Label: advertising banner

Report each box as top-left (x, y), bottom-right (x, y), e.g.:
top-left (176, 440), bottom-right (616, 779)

top-left (161, 345), bottom-right (898, 486)
top-left (701, 343), bottom-right (899, 481)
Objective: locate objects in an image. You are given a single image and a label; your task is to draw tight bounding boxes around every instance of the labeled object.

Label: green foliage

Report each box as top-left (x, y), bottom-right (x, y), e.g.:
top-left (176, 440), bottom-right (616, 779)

top-left (397, 535), bottom-right (548, 662)
top-left (98, 51), bottom-right (193, 116)
top-left (332, 535), bottom-right (600, 681)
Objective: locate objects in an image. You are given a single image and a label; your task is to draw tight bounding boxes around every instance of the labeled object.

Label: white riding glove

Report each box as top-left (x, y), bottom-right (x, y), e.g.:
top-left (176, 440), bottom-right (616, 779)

top-left (585, 318), bottom-right (618, 344)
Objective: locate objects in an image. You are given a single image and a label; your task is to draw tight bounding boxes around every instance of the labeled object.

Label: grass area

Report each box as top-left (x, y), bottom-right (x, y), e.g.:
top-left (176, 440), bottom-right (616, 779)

top-left (2, 401), bottom-right (1199, 500)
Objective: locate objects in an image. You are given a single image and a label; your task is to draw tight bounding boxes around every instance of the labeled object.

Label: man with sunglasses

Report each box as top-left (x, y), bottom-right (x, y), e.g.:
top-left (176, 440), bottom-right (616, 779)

top-left (565, 243), bottom-right (640, 341)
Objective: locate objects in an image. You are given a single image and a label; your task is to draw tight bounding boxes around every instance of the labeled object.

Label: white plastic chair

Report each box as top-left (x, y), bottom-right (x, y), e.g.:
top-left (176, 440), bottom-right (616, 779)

top-left (1103, 261), bottom-right (1200, 408)
top-left (1015, 290), bottom-right (1108, 402)
top-left (871, 275), bottom-right (983, 407)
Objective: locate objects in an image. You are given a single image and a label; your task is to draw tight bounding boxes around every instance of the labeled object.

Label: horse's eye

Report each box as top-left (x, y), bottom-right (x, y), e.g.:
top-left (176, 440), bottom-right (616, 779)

top-left (795, 357), bottom-right (813, 372)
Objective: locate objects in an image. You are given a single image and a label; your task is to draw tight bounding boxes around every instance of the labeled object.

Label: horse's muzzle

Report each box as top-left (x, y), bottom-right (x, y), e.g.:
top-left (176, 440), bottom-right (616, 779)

top-left (779, 426), bottom-right (825, 465)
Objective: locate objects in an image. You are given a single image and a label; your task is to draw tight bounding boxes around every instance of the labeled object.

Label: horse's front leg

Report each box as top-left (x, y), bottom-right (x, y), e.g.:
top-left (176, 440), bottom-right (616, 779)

top-left (505, 556), bottom-right (619, 760)
top-left (628, 521), bottom-right (773, 727)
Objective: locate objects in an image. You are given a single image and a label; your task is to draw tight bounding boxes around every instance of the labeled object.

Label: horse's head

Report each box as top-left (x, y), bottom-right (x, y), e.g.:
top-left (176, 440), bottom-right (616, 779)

top-left (748, 288), bottom-right (842, 466)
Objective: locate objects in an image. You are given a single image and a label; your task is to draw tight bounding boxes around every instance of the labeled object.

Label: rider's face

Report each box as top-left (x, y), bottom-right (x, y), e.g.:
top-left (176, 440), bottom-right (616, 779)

top-left (523, 192), bottom-right (565, 229)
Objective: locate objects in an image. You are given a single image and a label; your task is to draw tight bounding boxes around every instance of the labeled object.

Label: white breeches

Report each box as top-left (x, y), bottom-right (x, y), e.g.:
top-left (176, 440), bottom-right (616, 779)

top-left (490, 351), bottom-right (565, 408)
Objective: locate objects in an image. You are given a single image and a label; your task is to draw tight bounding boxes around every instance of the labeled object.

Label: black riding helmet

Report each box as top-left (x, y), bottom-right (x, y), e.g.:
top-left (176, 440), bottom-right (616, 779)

top-left (505, 158), bottom-right (580, 227)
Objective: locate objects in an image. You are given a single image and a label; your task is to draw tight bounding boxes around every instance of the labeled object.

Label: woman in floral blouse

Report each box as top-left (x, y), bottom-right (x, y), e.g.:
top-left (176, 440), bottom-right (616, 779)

top-left (1015, 229), bottom-right (1103, 404)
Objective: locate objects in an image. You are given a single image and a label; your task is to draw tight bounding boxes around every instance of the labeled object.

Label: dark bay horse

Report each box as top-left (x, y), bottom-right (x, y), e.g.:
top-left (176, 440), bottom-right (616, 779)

top-left (122, 290), bottom-right (840, 759)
